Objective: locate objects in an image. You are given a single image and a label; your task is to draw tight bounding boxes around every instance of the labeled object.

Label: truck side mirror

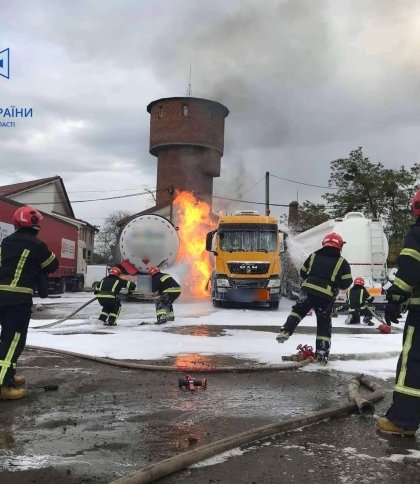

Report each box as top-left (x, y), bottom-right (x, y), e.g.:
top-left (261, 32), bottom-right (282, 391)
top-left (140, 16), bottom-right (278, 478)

top-left (206, 231), bottom-right (218, 255)
top-left (279, 232), bottom-right (288, 253)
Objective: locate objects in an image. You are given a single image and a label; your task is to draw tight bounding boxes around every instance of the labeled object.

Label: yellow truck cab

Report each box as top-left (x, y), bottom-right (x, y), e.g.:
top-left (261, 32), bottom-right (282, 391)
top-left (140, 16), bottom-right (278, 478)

top-left (206, 211), bottom-right (282, 309)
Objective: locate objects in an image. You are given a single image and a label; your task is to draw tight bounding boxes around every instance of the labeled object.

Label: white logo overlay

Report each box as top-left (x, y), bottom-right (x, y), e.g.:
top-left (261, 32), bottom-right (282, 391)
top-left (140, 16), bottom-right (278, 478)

top-left (0, 49), bottom-right (10, 79)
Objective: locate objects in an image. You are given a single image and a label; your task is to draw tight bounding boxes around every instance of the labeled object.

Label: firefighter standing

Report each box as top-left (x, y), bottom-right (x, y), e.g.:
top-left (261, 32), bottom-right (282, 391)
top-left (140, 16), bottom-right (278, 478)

top-left (376, 190), bottom-right (420, 436)
top-left (149, 267), bottom-right (181, 324)
top-left (0, 206), bottom-right (58, 400)
top-left (95, 267), bottom-right (135, 326)
top-left (276, 233), bottom-right (353, 364)
top-left (346, 277), bottom-right (374, 326)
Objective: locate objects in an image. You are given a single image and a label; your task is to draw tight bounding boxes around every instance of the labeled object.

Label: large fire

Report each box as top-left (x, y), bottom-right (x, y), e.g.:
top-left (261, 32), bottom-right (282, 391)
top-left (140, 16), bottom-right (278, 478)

top-left (173, 191), bottom-right (217, 298)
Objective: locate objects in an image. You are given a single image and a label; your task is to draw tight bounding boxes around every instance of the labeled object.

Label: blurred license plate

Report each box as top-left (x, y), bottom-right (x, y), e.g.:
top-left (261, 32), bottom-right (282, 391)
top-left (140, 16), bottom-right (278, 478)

top-left (255, 289), bottom-right (269, 301)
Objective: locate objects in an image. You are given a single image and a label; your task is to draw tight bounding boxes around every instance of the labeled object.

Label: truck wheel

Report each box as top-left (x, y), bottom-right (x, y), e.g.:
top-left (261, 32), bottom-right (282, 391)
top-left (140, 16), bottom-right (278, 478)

top-left (213, 300), bottom-right (222, 308)
top-left (77, 277), bottom-right (84, 292)
top-left (269, 301), bottom-right (279, 310)
top-left (57, 278), bottom-right (67, 294)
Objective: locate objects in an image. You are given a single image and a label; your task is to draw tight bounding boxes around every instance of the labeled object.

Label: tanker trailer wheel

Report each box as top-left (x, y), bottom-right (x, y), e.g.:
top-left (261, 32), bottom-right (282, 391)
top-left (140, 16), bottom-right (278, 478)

top-left (269, 301), bottom-right (279, 310)
top-left (57, 278), bottom-right (67, 294)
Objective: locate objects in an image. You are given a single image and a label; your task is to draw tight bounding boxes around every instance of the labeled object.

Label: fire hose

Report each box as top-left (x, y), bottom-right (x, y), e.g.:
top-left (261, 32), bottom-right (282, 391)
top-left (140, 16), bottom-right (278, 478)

top-left (25, 345), bottom-right (311, 372)
top-left (33, 297), bottom-right (97, 329)
top-left (109, 374), bottom-right (384, 484)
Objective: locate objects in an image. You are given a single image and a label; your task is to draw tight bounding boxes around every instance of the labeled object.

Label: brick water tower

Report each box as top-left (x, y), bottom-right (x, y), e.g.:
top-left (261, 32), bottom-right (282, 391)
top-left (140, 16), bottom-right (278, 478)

top-left (147, 97), bottom-right (229, 207)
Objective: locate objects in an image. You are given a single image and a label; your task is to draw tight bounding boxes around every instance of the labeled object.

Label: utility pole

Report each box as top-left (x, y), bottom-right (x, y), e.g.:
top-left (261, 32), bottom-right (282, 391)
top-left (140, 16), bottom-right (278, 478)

top-left (265, 171), bottom-right (270, 216)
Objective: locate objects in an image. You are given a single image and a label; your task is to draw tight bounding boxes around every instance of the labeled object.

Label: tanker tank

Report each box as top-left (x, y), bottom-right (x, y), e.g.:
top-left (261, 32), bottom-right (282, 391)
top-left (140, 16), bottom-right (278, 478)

top-left (119, 214), bottom-right (180, 299)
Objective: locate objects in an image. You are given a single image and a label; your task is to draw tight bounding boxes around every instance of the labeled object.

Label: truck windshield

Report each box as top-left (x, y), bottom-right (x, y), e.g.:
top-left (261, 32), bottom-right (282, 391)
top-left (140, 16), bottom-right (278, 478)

top-left (220, 230), bottom-right (277, 252)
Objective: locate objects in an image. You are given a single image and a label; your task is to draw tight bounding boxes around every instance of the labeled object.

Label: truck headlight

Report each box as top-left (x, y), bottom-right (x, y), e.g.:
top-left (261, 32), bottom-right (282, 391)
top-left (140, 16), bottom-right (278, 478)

top-left (267, 278), bottom-right (281, 288)
top-left (216, 278), bottom-right (230, 287)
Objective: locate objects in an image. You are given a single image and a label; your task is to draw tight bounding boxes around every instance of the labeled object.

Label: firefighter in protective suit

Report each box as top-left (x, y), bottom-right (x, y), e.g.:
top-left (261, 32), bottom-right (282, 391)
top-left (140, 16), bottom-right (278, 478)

top-left (376, 190), bottom-right (420, 436)
top-left (149, 267), bottom-right (181, 324)
top-left (346, 277), bottom-right (374, 326)
top-left (0, 206), bottom-right (58, 400)
top-left (276, 233), bottom-right (353, 364)
top-left (95, 267), bottom-right (136, 326)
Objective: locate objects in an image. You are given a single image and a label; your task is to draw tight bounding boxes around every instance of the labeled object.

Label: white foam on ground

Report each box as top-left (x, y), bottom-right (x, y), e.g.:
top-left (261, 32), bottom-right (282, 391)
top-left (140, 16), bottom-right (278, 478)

top-left (27, 299), bottom-right (404, 378)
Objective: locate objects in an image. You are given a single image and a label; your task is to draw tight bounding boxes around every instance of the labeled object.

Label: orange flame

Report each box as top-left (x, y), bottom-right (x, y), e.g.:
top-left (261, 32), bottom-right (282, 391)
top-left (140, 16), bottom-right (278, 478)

top-left (173, 191), bottom-right (217, 298)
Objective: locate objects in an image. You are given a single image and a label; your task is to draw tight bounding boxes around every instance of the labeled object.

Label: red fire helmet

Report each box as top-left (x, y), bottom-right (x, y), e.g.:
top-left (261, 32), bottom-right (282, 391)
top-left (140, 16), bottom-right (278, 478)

top-left (322, 232), bottom-right (345, 250)
top-left (354, 276), bottom-right (365, 286)
top-left (109, 267), bottom-right (122, 277)
top-left (148, 267), bottom-right (160, 277)
top-left (412, 190), bottom-right (420, 216)
top-left (13, 206), bottom-right (43, 229)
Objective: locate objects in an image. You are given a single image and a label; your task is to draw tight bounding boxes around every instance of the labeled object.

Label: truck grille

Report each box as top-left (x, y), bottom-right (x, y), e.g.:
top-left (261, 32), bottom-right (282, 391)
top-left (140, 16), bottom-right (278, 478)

top-left (228, 262), bottom-right (270, 275)
top-left (230, 278), bottom-right (267, 288)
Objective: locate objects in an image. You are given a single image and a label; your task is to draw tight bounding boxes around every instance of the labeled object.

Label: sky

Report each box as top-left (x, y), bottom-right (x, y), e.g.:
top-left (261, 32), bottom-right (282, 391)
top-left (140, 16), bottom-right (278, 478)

top-left (1, 0), bottom-right (420, 226)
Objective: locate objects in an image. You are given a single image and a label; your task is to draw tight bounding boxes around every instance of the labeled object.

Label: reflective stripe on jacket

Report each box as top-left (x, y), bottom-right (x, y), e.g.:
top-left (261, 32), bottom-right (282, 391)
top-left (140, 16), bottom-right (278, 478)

top-left (300, 246), bottom-right (352, 300)
top-left (0, 227), bottom-right (58, 300)
top-left (95, 275), bottom-right (135, 299)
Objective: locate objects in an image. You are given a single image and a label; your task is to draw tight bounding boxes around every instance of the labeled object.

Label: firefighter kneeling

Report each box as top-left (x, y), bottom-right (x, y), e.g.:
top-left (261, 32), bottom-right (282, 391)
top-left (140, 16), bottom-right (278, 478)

top-left (95, 267), bottom-right (136, 326)
top-left (149, 267), bottom-right (181, 324)
top-left (346, 277), bottom-right (374, 326)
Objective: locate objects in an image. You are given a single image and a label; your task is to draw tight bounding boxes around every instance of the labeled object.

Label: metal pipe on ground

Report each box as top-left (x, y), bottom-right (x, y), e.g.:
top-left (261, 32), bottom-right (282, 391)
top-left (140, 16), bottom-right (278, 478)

top-left (109, 375), bottom-right (384, 484)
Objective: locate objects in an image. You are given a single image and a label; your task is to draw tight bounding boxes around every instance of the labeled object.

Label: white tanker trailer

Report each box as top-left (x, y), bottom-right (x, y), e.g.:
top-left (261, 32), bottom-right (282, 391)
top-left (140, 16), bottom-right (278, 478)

top-left (118, 214), bottom-right (180, 299)
top-left (284, 212), bottom-right (388, 307)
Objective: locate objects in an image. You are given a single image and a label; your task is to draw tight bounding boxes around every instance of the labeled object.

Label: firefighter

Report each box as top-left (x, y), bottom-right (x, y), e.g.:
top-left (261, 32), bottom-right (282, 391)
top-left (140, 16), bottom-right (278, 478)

top-left (276, 232), bottom-right (352, 364)
top-left (149, 267), bottom-right (181, 324)
top-left (376, 189), bottom-right (420, 436)
top-left (95, 267), bottom-right (135, 326)
top-left (0, 206), bottom-right (58, 400)
top-left (346, 277), bottom-right (374, 326)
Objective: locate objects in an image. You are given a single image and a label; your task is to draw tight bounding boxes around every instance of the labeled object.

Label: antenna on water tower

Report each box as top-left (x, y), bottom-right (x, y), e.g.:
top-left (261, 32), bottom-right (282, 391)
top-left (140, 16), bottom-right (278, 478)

top-left (186, 67), bottom-right (192, 97)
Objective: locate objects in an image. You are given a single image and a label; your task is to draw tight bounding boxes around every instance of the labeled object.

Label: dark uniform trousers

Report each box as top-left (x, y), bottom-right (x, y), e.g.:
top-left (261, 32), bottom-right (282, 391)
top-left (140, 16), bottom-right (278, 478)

top-left (0, 304), bottom-right (32, 386)
top-left (98, 298), bottom-right (122, 325)
top-left (386, 307), bottom-right (420, 430)
top-left (283, 293), bottom-right (333, 356)
top-left (156, 293), bottom-right (180, 323)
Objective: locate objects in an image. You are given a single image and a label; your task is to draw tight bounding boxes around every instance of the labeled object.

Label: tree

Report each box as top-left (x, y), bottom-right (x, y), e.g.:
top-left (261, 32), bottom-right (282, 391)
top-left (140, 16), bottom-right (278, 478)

top-left (95, 210), bottom-right (132, 265)
top-left (323, 147), bottom-right (386, 218)
top-left (323, 148), bottom-right (420, 262)
top-left (289, 201), bottom-right (330, 232)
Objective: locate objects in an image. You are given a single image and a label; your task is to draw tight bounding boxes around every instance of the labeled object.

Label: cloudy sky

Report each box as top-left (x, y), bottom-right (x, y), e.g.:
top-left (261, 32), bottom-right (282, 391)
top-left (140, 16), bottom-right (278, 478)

top-left (1, 0), bottom-right (420, 226)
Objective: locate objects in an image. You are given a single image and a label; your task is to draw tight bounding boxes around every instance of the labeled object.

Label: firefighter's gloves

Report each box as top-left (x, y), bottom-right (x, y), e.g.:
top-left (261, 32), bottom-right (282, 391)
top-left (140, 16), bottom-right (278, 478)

top-left (384, 302), bottom-right (401, 325)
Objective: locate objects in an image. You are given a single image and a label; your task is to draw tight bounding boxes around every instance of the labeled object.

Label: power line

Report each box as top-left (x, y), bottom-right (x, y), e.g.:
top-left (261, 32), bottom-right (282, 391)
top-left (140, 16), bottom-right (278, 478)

top-left (212, 195), bottom-right (289, 207)
top-left (270, 173), bottom-right (338, 190)
top-left (22, 188), bottom-right (166, 205)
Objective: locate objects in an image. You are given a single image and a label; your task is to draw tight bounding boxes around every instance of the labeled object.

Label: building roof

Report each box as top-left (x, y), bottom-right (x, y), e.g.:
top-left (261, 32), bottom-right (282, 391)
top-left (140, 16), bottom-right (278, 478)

top-left (0, 176), bottom-right (75, 218)
top-left (0, 176), bottom-right (60, 197)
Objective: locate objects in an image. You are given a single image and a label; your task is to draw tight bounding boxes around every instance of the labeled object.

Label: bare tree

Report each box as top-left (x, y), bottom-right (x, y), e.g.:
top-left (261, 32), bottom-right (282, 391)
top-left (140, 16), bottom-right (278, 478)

top-left (95, 210), bottom-right (132, 265)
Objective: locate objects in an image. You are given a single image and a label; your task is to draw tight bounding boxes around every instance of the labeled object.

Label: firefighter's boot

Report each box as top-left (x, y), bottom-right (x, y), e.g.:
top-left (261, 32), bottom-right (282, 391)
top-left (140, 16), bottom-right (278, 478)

top-left (376, 417), bottom-right (416, 437)
top-left (316, 351), bottom-right (329, 365)
top-left (0, 385), bottom-right (27, 400)
top-left (14, 375), bottom-right (25, 386)
top-left (362, 316), bottom-right (374, 326)
top-left (276, 328), bottom-right (290, 343)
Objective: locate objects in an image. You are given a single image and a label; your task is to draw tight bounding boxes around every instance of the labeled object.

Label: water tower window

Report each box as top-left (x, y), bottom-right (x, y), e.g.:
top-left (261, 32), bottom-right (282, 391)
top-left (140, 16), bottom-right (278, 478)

top-left (158, 106), bottom-right (164, 118)
top-left (182, 104), bottom-right (189, 117)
